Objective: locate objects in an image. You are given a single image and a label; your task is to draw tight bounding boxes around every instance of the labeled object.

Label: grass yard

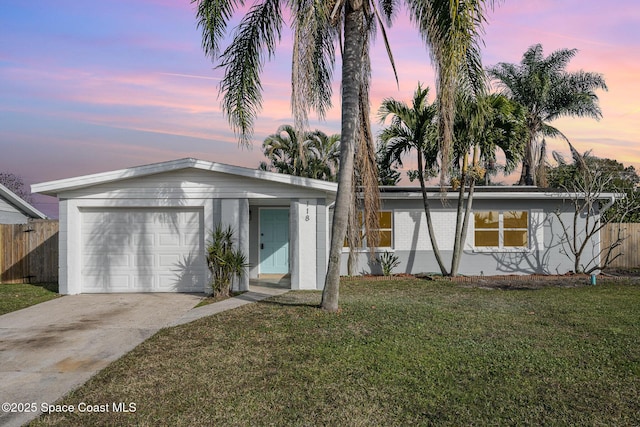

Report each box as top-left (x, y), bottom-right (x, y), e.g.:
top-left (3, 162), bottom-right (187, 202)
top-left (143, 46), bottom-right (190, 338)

top-left (0, 282), bottom-right (58, 315)
top-left (33, 279), bottom-right (639, 426)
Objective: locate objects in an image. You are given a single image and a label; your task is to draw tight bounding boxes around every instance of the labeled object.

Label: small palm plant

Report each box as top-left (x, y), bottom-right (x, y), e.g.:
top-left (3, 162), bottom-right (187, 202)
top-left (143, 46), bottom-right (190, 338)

top-left (376, 251), bottom-right (400, 277)
top-left (206, 225), bottom-right (249, 297)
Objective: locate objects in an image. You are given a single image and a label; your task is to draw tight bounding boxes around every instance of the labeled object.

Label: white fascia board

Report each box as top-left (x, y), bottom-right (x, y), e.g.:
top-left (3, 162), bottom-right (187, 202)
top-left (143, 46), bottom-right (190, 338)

top-left (32, 158), bottom-right (338, 196)
top-left (0, 183), bottom-right (47, 219)
top-left (190, 160), bottom-right (338, 193)
top-left (32, 158), bottom-right (196, 195)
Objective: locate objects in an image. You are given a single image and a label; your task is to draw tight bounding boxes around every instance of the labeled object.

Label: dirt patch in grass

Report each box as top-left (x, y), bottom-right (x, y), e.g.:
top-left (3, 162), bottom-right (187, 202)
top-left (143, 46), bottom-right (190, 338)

top-left (194, 291), bottom-right (246, 307)
top-left (453, 272), bottom-right (640, 290)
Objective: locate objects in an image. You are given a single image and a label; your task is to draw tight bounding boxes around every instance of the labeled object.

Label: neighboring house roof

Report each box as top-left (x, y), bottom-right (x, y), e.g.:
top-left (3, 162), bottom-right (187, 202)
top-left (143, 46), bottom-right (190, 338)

top-left (0, 183), bottom-right (47, 220)
top-left (32, 158), bottom-right (339, 196)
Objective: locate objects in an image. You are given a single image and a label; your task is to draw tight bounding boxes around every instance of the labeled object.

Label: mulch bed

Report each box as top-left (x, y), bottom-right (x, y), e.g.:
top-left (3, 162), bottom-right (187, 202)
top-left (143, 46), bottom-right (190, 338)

top-left (342, 269), bottom-right (640, 290)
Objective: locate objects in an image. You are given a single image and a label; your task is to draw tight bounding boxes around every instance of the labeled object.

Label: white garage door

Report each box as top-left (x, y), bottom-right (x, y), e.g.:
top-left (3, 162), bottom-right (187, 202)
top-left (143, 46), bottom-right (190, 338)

top-left (80, 208), bottom-right (206, 293)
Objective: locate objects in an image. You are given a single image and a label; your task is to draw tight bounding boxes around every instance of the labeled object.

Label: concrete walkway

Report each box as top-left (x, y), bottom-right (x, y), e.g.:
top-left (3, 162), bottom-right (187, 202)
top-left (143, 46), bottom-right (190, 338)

top-left (0, 284), bottom-right (288, 427)
top-left (170, 283), bottom-right (290, 326)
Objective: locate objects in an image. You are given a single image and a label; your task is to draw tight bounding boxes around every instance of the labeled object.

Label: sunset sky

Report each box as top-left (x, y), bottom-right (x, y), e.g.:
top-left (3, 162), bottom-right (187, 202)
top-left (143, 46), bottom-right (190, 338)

top-left (1, 0), bottom-right (638, 218)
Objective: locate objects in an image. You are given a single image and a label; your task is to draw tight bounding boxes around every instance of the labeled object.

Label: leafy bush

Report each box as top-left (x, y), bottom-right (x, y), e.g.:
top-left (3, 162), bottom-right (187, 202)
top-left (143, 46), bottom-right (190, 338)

top-left (206, 225), bottom-right (249, 297)
top-left (376, 251), bottom-right (400, 276)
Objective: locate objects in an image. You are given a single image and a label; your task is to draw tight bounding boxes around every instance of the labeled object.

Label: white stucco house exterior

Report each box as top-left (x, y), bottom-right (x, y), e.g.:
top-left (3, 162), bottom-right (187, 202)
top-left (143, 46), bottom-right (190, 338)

top-left (0, 183), bottom-right (47, 224)
top-left (33, 158), bottom-right (614, 295)
top-left (345, 187), bottom-right (616, 277)
top-left (33, 158), bottom-right (335, 294)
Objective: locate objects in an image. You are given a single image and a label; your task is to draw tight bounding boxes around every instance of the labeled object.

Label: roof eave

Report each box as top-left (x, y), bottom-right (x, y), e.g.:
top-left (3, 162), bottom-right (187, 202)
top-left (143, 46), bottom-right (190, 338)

top-left (32, 158), bottom-right (338, 196)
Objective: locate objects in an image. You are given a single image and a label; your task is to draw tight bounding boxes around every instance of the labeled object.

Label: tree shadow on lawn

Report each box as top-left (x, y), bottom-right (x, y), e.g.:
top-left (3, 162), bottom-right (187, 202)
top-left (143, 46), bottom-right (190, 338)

top-left (257, 292), bottom-right (321, 309)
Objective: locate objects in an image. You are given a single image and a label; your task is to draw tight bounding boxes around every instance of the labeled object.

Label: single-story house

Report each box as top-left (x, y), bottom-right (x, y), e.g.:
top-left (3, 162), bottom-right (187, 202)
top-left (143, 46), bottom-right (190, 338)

top-left (0, 183), bottom-right (47, 224)
top-left (352, 186), bottom-right (616, 277)
top-left (33, 158), bottom-right (336, 294)
top-left (32, 158), bottom-right (614, 294)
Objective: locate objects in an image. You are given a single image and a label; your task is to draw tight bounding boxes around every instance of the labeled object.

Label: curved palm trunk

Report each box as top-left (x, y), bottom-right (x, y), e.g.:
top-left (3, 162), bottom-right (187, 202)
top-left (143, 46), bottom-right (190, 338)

top-left (451, 147), bottom-right (479, 276)
top-left (321, 1), bottom-right (364, 312)
top-left (450, 176), bottom-right (476, 276)
top-left (417, 150), bottom-right (448, 275)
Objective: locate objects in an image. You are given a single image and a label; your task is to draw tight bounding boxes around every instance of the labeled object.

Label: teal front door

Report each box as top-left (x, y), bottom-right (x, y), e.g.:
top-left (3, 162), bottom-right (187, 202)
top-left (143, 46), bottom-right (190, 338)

top-left (260, 209), bottom-right (289, 274)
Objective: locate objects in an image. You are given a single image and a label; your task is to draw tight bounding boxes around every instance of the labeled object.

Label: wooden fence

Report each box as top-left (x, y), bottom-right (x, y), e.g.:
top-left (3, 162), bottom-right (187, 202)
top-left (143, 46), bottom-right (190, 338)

top-left (0, 220), bottom-right (59, 284)
top-left (601, 222), bottom-right (640, 268)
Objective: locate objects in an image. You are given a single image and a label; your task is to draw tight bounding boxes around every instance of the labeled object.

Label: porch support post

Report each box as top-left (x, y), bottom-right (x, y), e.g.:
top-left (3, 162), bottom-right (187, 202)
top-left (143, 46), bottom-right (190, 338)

top-left (315, 198), bottom-right (328, 290)
top-left (220, 198), bottom-right (250, 292)
top-left (290, 199), bottom-right (317, 290)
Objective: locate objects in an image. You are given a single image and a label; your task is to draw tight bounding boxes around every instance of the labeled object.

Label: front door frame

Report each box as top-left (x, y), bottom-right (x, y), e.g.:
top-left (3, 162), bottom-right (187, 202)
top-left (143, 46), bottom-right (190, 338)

top-left (258, 207), bottom-right (290, 275)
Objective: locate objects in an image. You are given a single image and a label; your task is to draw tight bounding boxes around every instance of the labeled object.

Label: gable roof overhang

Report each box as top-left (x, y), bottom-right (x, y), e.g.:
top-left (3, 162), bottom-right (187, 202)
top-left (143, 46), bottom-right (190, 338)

top-left (32, 158), bottom-right (338, 197)
top-left (0, 183), bottom-right (47, 219)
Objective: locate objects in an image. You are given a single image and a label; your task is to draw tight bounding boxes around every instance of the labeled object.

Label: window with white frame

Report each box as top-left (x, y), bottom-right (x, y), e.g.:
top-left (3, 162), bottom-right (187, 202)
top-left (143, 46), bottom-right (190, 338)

top-left (474, 210), bottom-right (529, 248)
top-left (343, 211), bottom-right (393, 249)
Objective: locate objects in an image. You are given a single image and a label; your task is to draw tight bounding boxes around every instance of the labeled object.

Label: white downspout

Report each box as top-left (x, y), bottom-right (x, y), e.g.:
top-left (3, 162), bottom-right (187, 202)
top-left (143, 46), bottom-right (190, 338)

top-left (600, 194), bottom-right (617, 213)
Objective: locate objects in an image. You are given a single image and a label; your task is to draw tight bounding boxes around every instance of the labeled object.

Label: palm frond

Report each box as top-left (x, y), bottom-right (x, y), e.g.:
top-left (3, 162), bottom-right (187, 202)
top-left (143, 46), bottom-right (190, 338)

top-left (194, 0), bottom-right (245, 60)
top-left (371, 0), bottom-right (399, 87)
top-left (407, 0), bottom-right (495, 187)
top-left (218, 0), bottom-right (284, 145)
top-left (292, 0), bottom-right (337, 134)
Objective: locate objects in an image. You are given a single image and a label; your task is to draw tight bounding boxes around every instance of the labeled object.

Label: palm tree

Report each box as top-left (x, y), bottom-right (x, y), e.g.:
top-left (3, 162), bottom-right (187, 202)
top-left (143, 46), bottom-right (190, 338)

top-left (380, 87), bottom-right (528, 276)
top-left (193, 0), bottom-right (496, 311)
top-left (306, 130), bottom-right (341, 181)
top-left (452, 94), bottom-right (527, 183)
top-left (447, 92), bottom-right (527, 275)
top-left (262, 126), bottom-right (340, 181)
top-left (376, 140), bottom-right (402, 186)
top-left (262, 124), bottom-right (309, 176)
top-left (479, 94), bottom-right (528, 183)
top-left (488, 44), bottom-right (607, 186)
top-left (379, 84), bottom-right (447, 273)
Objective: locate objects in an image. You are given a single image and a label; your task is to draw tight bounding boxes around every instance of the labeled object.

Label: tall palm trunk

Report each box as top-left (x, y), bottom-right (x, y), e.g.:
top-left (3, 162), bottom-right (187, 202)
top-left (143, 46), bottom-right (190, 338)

top-left (417, 149), bottom-right (447, 275)
top-left (321, 0), bottom-right (364, 312)
top-left (450, 148), bottom-right (477, 276)
top-left (519, 134), bottom-right (535, 185)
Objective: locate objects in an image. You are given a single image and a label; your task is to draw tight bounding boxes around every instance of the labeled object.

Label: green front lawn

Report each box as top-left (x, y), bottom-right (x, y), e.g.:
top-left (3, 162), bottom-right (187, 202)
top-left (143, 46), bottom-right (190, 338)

top-left (33, 279), bottom-right (639, 426)
top-left (0, 283), bottom-right (59, 315)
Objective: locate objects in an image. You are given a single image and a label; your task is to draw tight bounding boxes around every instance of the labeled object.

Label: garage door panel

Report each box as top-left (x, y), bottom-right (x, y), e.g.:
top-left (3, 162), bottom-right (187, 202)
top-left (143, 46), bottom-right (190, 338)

top-left (82, 279), bottom-right (107, 292)
top-left (158, 233), bottom-right (180, 246)
top-left (159, 254), bottom-right (183, 267)
top-left (83, 254), bottom-right (131, 268)
top-left (132, 275), bottom-right (154, 289)
top-left (82, 232), bottom-right (131, 246)
top-left (104, 212), bottom-right (130, 224)
top-left (82, 212), bottom-right (105, 224)
top-left (109, 275), bottom-right (132, 288)
top-left (182, 232), bottom-right (200, 246)
top-left (181, 211), bottom-right (200, 225)
top-left (80, 208), bottom-right (206, 293)
top-left (133, 254), bottom-right (155, 268)
top-left (84, 274), bottom-right (131, 291)
top-left (132, 234), bottom-right (155, 246)
top-left (158, 273), bottom-right (200, 292)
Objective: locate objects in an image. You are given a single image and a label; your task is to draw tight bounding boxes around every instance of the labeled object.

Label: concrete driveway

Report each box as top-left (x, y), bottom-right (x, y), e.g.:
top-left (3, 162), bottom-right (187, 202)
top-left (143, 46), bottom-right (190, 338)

top-left (0, 293), bottom-right (203, 427)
